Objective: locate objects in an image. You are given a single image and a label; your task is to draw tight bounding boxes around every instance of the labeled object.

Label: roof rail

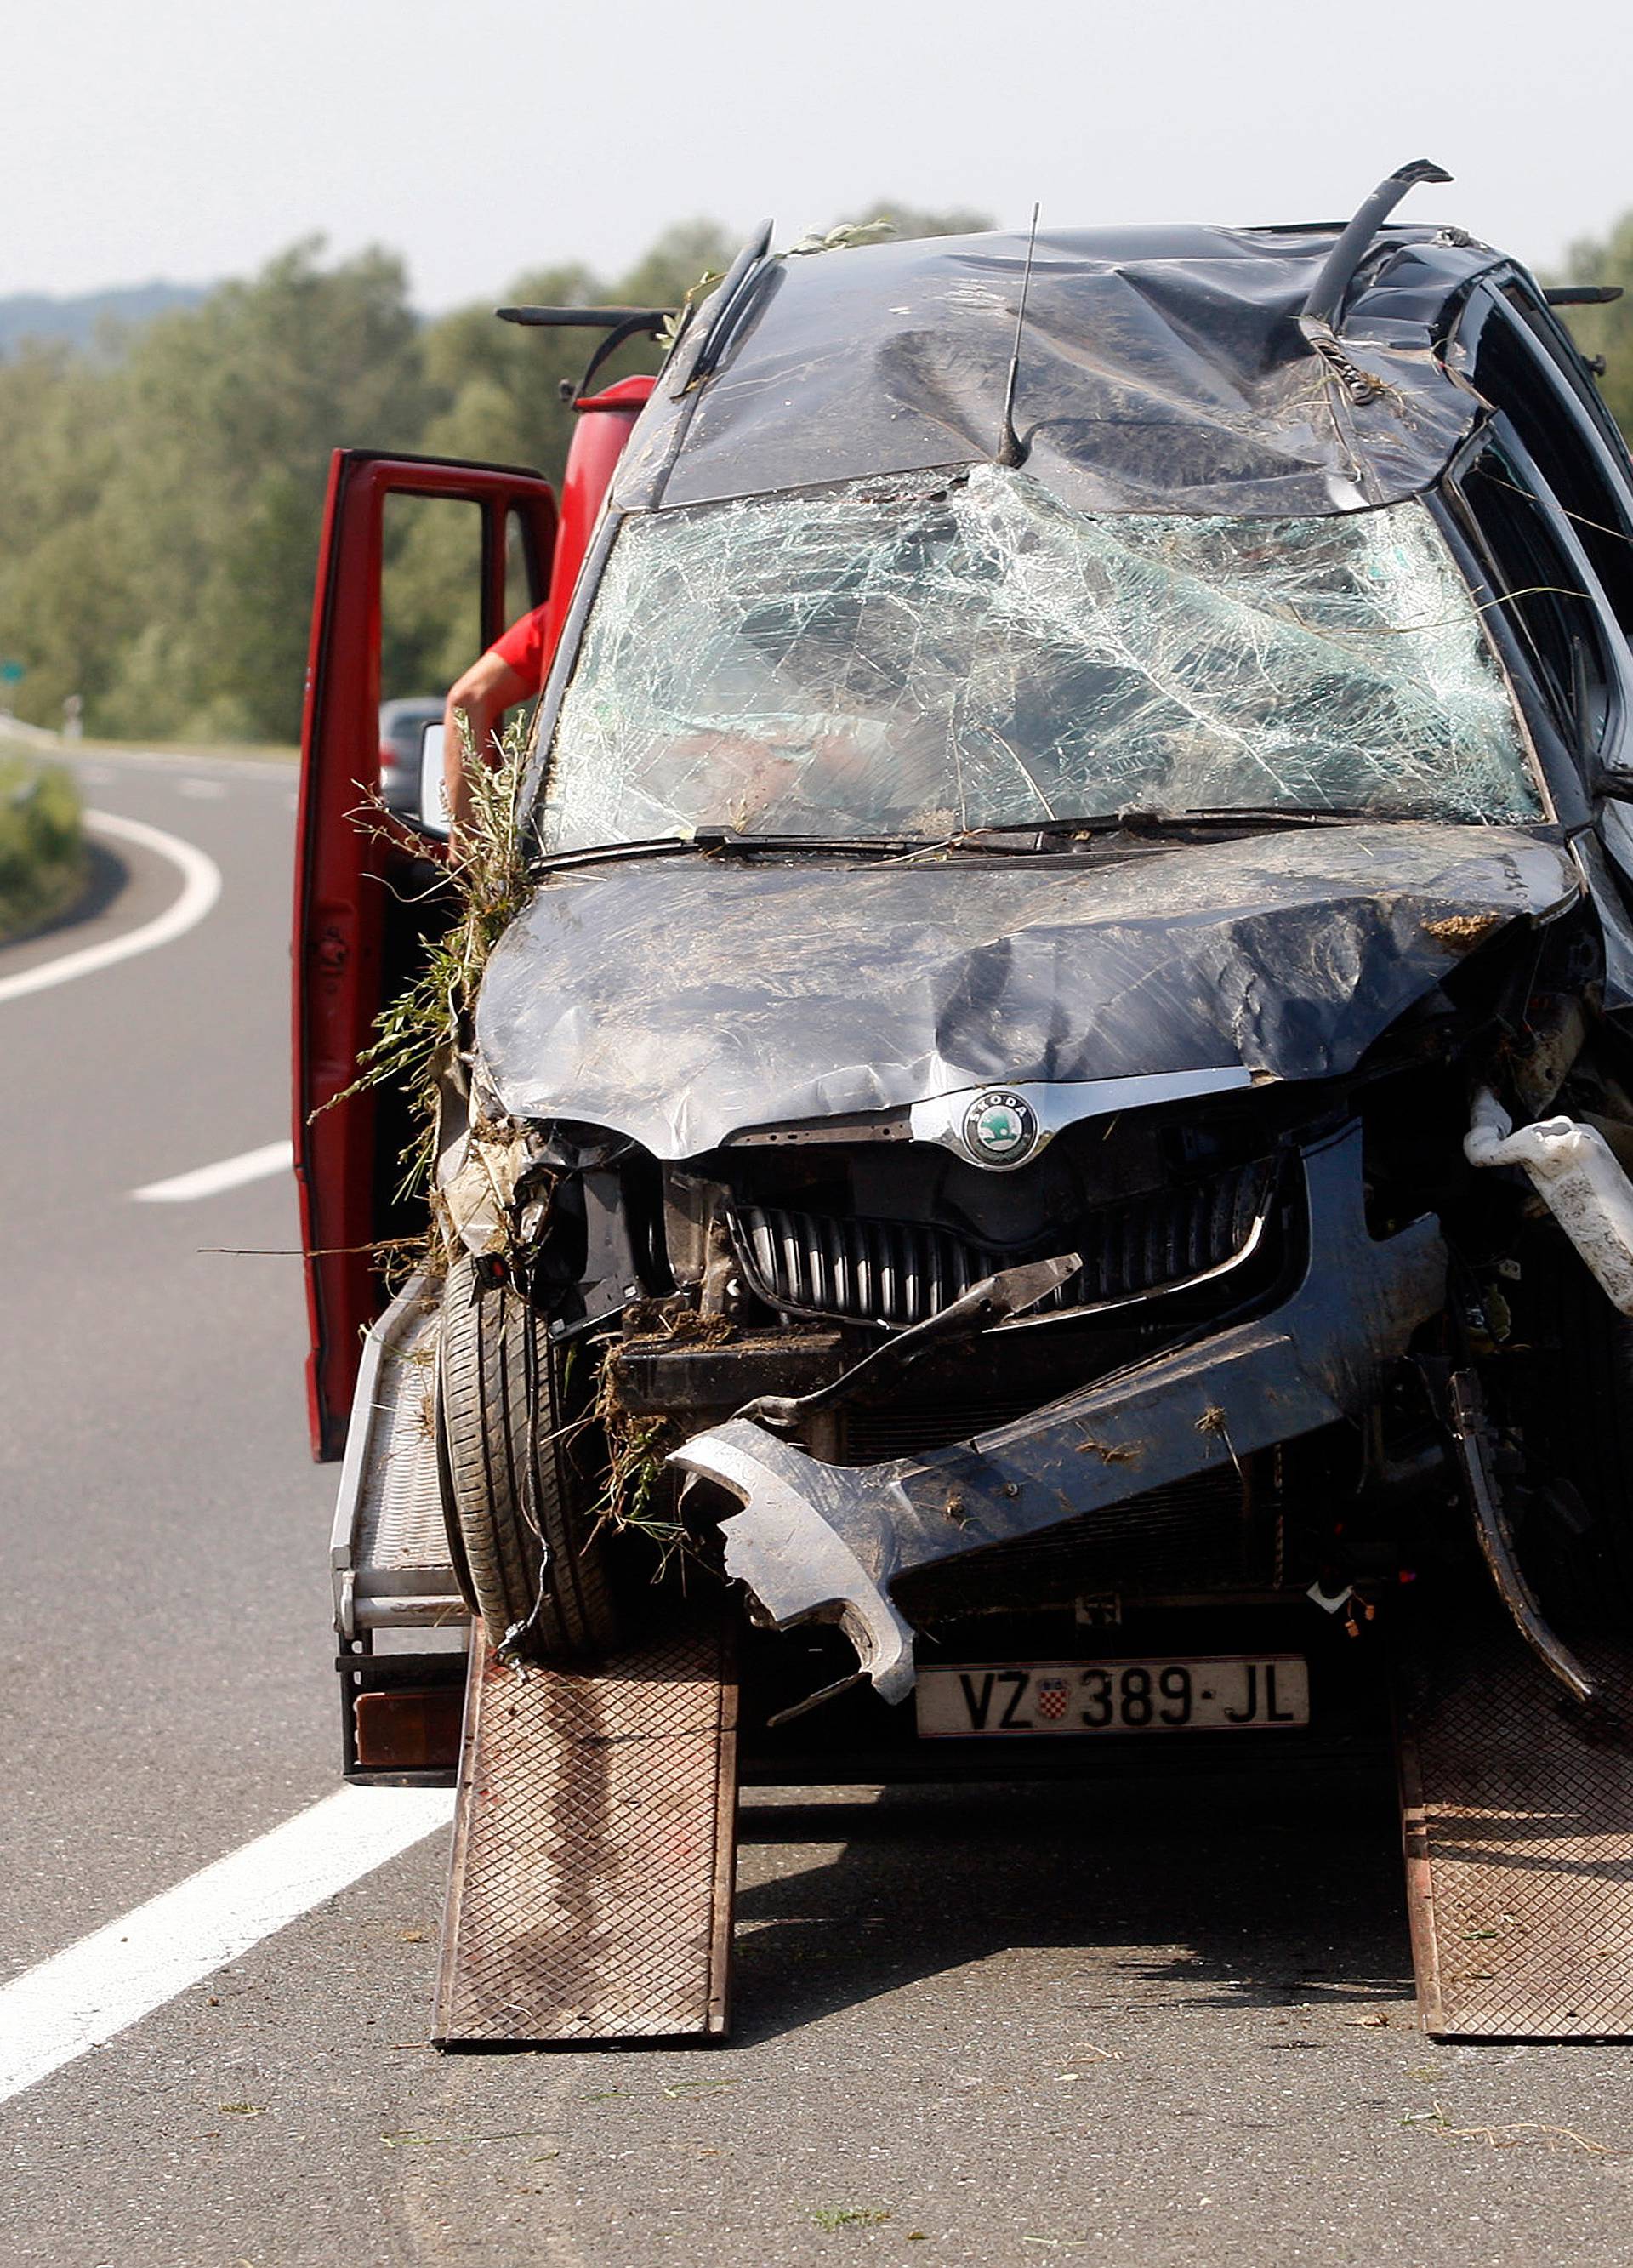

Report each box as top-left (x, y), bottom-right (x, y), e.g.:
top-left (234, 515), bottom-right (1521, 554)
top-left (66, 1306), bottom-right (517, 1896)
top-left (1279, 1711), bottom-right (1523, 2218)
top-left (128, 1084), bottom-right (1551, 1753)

top-left (1298, 159), bottom-right (1452, 403)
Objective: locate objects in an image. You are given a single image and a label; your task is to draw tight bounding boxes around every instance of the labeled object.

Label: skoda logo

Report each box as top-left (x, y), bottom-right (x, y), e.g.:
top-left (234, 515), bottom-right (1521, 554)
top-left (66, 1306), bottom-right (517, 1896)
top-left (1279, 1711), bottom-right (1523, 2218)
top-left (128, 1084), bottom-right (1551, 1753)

top-left (961, 1089), bottom-right (1039, 1168)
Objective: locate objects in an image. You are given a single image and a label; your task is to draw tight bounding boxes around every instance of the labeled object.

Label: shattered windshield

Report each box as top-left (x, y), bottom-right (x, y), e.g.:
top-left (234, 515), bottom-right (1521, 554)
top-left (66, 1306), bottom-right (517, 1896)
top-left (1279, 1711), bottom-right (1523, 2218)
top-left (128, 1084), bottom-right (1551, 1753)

top-left (536, 465), bottom-right (1541, 849)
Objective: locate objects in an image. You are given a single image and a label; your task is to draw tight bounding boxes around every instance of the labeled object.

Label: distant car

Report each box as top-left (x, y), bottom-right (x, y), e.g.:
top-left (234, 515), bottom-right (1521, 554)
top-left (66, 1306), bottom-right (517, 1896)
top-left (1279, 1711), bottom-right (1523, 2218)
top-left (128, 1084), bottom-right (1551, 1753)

top-left (378, 697), bottom-right (443, 814)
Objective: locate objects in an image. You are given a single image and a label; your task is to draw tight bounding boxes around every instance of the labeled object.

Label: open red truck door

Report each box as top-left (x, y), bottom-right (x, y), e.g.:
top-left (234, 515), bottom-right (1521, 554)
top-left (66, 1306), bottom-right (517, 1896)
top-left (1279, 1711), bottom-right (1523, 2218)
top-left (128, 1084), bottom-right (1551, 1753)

top-left (293, 452), bottom-right (557, 1459)
top-left (294, 379), bottom-right (655, 1461)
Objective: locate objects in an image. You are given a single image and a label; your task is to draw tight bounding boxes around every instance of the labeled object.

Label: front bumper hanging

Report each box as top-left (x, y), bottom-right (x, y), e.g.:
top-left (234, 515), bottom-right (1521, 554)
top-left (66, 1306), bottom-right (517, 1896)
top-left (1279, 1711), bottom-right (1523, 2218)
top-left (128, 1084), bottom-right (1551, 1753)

top-left (672, 1124), bottom-right (1448, 1697)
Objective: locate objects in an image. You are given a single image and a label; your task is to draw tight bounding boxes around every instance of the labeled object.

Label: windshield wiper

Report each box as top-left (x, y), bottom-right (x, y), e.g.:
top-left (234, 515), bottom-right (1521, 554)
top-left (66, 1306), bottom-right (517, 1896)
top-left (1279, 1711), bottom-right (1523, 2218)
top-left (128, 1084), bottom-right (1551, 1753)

top-left (527, 828), bottom-right (930, 876)
top-left (526, 808), bottom-right (1402, 877)
top-left (957, 804), bottom-right (1399, 844)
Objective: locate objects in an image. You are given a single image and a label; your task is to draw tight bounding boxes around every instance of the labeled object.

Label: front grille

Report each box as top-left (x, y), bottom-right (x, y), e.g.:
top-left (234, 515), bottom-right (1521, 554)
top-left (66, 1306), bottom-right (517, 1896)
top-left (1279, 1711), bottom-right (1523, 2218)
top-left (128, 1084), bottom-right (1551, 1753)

top-left (892, 1468), bottom-right (1249, 1621)
top-left (843, 1393), bottom-right (1051, 1463)
top-left (731, 1160), bottom-right (1272, 1329)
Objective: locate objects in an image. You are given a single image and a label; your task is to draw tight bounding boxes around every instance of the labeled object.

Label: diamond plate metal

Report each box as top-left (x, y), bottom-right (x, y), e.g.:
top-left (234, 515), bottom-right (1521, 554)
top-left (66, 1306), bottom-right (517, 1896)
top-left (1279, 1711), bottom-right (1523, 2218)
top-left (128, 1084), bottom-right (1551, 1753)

top-left (434, 1621), bottom-right (737, 2044)
top-left (356, 1303), bottom-right (449, 1576)
top-left (1398, 1613), bottom-right (1633, 2038)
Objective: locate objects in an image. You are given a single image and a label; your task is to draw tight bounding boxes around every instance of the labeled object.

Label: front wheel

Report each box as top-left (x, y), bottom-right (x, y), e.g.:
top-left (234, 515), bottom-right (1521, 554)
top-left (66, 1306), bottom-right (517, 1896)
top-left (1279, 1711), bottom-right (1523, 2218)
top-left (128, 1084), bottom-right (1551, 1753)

top-left (435, 1254), bottom-right (618, 1659)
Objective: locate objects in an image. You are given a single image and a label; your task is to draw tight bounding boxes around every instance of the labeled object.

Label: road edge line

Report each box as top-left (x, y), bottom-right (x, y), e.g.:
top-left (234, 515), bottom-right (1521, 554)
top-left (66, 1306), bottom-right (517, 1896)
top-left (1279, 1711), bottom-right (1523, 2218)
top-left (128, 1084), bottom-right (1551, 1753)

top-left (133, 1139), bottom-right (295, 1204)
top-left (0, 1785), bottom-right (455, 2105)
top-left (0, 808), bottom-right (223, 1005)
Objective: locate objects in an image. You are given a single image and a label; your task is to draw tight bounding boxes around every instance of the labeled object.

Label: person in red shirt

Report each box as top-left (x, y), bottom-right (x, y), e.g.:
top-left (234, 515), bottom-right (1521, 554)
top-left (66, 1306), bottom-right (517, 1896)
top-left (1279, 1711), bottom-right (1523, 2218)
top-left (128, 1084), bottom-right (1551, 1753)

top-left (441, 602), bottom-right (550, 833)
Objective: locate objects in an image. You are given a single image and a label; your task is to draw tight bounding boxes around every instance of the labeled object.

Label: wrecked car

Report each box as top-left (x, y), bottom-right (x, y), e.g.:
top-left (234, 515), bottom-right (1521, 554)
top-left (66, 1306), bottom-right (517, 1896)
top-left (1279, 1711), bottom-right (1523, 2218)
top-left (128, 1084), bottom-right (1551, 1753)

top-left (298, 165), bottom-right (1633, 2019)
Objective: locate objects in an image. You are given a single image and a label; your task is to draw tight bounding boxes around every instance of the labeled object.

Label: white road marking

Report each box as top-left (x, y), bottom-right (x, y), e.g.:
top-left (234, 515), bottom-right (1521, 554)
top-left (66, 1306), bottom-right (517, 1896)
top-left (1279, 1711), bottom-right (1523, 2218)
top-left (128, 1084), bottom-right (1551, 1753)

top-left (74, 745), bottom-right (297, 782)
top-left (177, 777), bottom-right (227, 798)
top-left (132, 1139), bottom-right (293, 1203)
top-left (0, 1785), bottom-right (454, 2106)
top-left (0, 808), bottom-right (221, 1005)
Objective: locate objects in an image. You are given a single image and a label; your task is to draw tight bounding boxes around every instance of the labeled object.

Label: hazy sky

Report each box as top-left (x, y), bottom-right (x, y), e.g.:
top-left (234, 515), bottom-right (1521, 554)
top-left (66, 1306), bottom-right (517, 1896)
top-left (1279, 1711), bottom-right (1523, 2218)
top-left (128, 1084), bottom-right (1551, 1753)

top-left (7, 0), bottom-right (1632, 306)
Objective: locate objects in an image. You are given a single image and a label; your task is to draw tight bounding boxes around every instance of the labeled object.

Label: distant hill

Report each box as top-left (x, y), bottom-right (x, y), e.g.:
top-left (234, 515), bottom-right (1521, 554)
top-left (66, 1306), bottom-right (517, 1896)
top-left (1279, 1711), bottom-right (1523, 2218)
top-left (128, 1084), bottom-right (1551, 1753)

top-left (0, 281), bottom-right (212, 356)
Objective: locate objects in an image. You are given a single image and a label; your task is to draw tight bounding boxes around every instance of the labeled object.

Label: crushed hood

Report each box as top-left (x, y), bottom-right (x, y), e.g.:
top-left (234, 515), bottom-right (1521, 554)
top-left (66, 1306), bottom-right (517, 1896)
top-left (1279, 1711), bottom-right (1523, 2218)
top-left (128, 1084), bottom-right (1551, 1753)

top-left (475, 825), bottom-right (1579, 1158)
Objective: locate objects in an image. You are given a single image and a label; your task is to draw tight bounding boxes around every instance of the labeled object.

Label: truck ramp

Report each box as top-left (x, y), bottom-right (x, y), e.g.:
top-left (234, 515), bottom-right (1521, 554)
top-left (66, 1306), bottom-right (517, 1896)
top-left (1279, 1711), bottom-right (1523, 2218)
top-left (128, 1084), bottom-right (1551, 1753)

top-left (1397, 1610), bottom-right (1633, 2038)
top-left (434, 1620), bottom-right (738, 2045)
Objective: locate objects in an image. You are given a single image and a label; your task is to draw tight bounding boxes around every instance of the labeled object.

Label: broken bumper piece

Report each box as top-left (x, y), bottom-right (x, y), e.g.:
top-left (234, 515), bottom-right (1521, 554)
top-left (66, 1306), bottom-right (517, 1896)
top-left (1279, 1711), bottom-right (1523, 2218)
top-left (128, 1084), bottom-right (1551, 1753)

top-left (670, 1125), bottom-right (1448, 1698)
top-left (669, 1426), bottom-right (920, 1705)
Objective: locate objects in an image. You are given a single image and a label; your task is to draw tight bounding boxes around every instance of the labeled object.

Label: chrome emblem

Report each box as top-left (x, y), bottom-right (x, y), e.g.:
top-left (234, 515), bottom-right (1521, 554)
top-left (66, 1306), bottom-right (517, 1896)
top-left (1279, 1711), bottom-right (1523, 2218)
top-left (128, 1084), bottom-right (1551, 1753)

top-left (961, 1089), bottom-right (1039, 1168)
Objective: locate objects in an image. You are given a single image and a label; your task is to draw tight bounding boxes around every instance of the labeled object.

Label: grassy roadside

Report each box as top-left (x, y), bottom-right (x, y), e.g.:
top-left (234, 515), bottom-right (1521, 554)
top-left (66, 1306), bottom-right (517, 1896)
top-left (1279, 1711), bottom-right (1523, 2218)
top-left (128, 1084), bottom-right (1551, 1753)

top-left (77, 735), bottom-right (299, 764)
top-left (0, 756), bottom-right (87, 944)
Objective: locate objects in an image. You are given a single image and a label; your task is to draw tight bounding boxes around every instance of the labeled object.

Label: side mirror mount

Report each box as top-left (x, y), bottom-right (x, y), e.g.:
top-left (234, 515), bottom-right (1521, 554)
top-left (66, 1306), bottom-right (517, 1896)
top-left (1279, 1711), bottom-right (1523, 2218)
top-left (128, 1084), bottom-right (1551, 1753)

top-left (418, 721), bottom-right (452, 839)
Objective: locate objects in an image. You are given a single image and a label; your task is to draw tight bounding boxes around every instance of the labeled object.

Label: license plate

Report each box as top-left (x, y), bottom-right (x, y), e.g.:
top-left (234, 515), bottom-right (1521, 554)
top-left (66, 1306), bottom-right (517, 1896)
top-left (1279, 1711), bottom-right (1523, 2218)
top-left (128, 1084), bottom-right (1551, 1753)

top-left (916, 1655), bottom-right (1310, 1737)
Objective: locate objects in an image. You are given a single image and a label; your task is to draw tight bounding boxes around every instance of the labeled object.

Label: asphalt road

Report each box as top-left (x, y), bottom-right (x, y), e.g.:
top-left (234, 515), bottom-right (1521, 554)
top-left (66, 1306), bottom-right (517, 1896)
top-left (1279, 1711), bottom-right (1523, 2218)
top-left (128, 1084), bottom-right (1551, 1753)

top-left (5, 750), bottom-right (1633, 2267)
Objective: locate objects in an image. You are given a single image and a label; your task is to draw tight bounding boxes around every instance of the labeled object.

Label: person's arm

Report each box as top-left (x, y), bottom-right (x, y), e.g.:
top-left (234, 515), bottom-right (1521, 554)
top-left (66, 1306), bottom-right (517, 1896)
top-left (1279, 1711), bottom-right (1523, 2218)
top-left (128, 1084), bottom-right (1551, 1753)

top-left (441, 649), bottom-right (538, 836)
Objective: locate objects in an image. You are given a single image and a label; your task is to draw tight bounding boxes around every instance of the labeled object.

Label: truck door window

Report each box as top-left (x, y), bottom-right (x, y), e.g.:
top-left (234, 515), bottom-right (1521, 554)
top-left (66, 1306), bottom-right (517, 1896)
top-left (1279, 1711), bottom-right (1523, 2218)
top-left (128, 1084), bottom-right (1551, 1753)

top-left (379, 493), bottom-right (485, 702)
top-left (506, 504), bottom-right (548, 621)
top-left (1466, 299), bottom-right (1633, 640)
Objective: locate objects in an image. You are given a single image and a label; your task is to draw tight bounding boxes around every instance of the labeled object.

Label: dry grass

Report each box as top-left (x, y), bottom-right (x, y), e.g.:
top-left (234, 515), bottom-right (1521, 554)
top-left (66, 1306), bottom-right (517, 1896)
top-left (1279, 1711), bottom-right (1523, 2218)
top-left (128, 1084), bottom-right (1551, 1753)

top-left (329, 715), bottom-right (532, 1205)
top-left (335, 722), bottom-right (696, 1562)
top-left (589, 1364), bottom-right (690, 1559)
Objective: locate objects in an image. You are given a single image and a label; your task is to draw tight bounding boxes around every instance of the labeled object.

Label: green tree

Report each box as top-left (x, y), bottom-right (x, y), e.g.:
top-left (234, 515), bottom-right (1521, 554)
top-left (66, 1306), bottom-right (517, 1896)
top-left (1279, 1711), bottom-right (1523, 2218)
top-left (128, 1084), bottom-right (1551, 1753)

top-left (0, 200), bottom-right (997, 744)
top-left (0, 345), bottom-right (128, 724)
top-left (99, 239), bottom-right (430, 739)
top-left (1553, 214), bottom-right (1633, 446)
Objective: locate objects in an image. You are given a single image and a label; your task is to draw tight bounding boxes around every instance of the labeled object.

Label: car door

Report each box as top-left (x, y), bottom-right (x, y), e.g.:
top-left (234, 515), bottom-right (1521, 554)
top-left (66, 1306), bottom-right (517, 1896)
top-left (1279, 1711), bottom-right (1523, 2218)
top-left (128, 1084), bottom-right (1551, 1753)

top-left (1458, 281), bottom-right (1633, 648)
top-left (293, 453), bottom-right (557, 1459)
top-left (1450, 425), bottom-right (1633, 1014)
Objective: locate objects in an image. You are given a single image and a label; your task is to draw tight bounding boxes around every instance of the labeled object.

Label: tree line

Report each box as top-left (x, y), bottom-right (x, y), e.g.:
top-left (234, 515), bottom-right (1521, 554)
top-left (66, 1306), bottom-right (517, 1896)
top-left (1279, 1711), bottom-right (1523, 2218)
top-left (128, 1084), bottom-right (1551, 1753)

top-left (0, 202), bottom-right (1629, 746)
top-left (0, 206), bottom-right (985, 745)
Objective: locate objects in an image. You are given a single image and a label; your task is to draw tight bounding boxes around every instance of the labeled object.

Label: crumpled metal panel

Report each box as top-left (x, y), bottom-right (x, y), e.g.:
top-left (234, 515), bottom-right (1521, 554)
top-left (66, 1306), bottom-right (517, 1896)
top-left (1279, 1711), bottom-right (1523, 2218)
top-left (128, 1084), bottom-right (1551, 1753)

top-left (1398, 1616), bottom-right (1633, 2038)
top-left (477, 826), bottom-right (1577, 1159)
top-left (673, 1127), bottom-right (1446, 1696)
top-left (434, 1623), bottom-right (737, 2043)
top-left (611, 225), bottom-right (1496, 520)
top-left (540, 473), bottom-right (1536, 853)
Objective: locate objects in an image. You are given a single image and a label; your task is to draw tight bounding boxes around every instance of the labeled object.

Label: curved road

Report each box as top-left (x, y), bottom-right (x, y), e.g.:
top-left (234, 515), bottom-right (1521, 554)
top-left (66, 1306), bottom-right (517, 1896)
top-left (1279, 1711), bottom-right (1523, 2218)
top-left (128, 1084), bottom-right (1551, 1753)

top-left (4, 752), bottom-right (1633, 2266)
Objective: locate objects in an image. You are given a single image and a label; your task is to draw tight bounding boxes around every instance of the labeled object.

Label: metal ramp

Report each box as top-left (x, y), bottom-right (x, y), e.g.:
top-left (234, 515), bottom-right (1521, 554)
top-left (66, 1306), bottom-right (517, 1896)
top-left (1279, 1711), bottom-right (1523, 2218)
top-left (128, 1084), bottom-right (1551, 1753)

top-left (434, 1620), bottom-right (738, 2045)
top-left (1397, 1610), bottom-right (1633, 2038)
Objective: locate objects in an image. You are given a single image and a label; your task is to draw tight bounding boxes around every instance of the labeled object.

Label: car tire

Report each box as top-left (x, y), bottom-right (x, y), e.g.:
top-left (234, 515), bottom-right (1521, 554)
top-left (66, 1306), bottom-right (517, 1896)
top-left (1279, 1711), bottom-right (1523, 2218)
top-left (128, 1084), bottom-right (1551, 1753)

top-left (1514, 1225), bottom-right (1633, 1623)
top-left (435, 1253), bottom-right (618, 1659)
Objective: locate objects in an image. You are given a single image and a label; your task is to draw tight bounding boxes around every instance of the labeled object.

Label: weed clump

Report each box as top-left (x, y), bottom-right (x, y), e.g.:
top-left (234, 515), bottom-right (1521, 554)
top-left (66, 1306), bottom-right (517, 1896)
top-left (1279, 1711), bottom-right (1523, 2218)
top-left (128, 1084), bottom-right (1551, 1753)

top-left (341, 715), bottom-right (532, 1205)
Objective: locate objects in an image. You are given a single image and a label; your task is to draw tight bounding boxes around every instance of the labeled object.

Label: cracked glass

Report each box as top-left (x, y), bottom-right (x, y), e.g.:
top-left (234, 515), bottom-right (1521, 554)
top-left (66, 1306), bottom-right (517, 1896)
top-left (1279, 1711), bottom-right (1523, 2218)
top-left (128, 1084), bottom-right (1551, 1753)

top-left (536, 464), bottom-right (1541, 849)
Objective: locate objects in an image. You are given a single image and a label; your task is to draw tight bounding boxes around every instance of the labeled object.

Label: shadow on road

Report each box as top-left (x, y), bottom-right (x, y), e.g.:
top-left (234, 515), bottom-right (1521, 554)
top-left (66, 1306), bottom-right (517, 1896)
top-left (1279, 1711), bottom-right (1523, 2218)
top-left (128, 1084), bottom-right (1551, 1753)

top-left (0, 838), bottom-right (127, 958)
top-left (731, 1766), bottom-right (1409, 2046)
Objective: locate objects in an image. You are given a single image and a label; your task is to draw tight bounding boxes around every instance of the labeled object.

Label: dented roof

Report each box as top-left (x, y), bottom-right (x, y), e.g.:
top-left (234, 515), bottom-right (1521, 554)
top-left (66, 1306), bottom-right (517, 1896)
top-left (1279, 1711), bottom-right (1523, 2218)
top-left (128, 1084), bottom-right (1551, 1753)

top-left (612, 223), bottom-right (1506, 519)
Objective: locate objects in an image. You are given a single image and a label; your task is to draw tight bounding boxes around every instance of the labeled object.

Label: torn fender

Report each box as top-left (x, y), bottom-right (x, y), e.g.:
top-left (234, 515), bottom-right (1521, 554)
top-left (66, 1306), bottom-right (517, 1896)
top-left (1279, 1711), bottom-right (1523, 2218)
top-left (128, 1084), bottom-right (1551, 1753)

top-left (672, 1124), bottom-right (1447, 1692)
